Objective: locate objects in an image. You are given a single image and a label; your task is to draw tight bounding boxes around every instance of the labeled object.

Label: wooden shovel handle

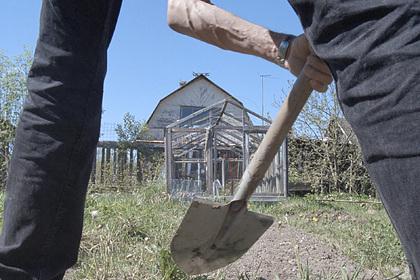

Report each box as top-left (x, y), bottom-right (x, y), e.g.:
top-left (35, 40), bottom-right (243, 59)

top-left (233, 73), bottom-right (313, 202)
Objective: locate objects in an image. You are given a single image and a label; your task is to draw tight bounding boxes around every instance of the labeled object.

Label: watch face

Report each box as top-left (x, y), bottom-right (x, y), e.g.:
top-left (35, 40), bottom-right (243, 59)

top-left (276, 39), bottom-right (290, 66)
top-left (279, 40), bottom-right (289, 60)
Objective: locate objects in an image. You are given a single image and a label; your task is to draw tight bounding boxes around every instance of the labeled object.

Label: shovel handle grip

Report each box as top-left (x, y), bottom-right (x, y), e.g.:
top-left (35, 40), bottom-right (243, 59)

top-left (233, 73), bottom-right (313, 202)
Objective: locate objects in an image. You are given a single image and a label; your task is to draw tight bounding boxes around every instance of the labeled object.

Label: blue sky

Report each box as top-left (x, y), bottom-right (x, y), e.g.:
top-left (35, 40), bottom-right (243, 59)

top-left (0, 1), bottom-right (304, 125)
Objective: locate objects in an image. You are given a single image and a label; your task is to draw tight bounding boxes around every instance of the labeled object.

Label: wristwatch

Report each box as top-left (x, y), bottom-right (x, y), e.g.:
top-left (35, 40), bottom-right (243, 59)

top-left (277, 36), bottom-right (294, 66)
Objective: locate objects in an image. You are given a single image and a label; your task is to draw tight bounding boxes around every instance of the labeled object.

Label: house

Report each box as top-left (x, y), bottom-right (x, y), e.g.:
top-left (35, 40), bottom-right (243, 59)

top-left (146, 74), bottom-right (244, 140)
top-left (145, 74), bottom-right (289, 200)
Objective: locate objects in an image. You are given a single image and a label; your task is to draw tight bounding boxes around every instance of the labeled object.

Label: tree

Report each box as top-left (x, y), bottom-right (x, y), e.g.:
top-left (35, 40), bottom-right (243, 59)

top-left (276, 85), bottom-right (374, 195)
top-left (0, 50), bottom-right (32, 185)
top-left (115, 112), bottom-right (149, 148)
top-left (114, 113), bottom-right (162, 183)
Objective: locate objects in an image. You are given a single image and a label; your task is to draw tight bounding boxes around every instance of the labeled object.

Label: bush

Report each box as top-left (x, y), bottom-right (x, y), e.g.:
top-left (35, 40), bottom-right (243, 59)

top-left (281, 86), bottom-right (375, 195)
top-left (0, 50), bottom-right (32, 186)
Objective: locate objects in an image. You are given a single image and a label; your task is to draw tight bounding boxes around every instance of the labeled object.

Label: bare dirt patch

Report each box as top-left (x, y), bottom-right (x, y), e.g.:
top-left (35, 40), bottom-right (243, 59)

top-left (220, 223), bottom-right (380, 279)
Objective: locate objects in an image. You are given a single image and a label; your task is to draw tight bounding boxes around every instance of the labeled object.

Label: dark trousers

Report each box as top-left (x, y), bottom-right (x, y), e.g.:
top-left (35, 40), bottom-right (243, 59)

top-left (0, 1), bottom-right (122, 279)
top-left (289, 1), bottom-right (420, 278)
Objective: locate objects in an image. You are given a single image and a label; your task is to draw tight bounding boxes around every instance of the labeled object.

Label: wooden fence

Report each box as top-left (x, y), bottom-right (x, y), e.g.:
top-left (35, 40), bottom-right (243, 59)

top-left (90, 141), bottom-right (163, 185)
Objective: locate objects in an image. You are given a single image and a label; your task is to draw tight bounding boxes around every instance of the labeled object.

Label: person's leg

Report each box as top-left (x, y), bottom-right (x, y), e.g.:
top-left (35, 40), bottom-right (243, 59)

top-left (337, 57), bottom-right (420, 279)
top-left (337, 71), bottom-right (420, 278)
top-left (0, 1), bottom-right (122, 279)
top-left (289, 0), bottom-right (420, 277)
top-left (366, 158), bottom-right (420, 278)
top-left (50, 273), bottom-right (64, 280)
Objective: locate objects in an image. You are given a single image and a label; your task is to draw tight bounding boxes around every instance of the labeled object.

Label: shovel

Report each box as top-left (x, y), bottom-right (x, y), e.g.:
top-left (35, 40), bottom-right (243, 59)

top-left (171, 73), bottom-right (313, 275)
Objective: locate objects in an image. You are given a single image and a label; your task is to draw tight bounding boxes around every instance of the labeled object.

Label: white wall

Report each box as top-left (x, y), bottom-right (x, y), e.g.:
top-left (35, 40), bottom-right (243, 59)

top-left (148, 78), bottom-right (242, 139)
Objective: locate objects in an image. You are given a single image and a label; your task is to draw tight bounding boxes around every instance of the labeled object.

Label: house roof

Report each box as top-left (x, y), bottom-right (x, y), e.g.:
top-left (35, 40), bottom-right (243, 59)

top-left (146, 74), bottom-right (243, 125)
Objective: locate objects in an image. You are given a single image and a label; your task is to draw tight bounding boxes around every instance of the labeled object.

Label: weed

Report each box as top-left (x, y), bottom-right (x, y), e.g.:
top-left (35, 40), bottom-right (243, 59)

top-left (0, 181), bottom-right (407, 279)
top-left (158, 248), bottom-right (188, 280)
top-left (261, 194), bottom-right (406, 277)
top-left (297, 259), bottom-right (310, 280)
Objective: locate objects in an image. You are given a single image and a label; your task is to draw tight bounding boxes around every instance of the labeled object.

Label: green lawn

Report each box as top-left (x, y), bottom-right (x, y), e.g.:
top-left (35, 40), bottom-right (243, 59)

top-left (0, 183), bottom-right (409, 279)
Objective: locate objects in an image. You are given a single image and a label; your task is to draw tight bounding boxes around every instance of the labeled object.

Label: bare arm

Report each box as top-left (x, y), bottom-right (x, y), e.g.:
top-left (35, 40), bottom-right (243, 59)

top-left (167, 0), bottom-right (288, 66)
top-left (167, 0), bottom-right (333, 92)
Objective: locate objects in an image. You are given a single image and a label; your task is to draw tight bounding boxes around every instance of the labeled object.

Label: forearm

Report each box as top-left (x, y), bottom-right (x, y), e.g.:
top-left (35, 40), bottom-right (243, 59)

top-left (167, 0), bottom-right (291, 65)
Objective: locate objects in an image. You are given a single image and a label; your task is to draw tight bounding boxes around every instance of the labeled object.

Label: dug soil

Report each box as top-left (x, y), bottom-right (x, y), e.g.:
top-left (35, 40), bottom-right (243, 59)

top-left (219, 223), bottom-right (386, 280)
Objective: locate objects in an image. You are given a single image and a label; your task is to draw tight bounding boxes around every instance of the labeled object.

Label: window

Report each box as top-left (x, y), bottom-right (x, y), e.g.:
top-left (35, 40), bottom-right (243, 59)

top-left (180, 106), bottom-right (204, 119)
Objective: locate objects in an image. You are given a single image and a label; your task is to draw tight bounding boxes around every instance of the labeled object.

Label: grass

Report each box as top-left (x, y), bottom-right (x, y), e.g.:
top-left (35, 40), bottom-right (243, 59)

top-left (0, 182), bottom-right (409, 279)
top-left (259, 193), bottom-right (407, 278)
top-left (71, 181), bottom-right (189, 280)
top-left (293, 263), bottom-right (364, 280)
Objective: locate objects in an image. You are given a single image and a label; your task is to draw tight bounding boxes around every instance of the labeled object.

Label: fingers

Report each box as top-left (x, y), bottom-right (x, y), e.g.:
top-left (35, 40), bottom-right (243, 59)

top-left (303, 55), bottom-right (333, 92)
top-left (310, 80), bottom-right (329, 93)
top-left (285, 34), bottom-right (333, 92)
top-left (289, 34), bottom-right (310, 58)
top-left (306, 55), bottom-right (332, 79)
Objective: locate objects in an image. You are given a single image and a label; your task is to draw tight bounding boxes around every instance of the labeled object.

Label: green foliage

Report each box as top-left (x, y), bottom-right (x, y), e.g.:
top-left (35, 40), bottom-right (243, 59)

top-left (89, 150), bottom-right (164, 193)
top-left (0, 50), bottom-right (32, 185)
top-left (90, 113), bottom-right (164, 193)
top-left (0, 180), bottom-right (405, 279)
top-left (293, 258), bottom-right (365, 280)
top-left (108, 112), bottom-right (163, 187)
top-left (115, 112), bottom-right (149, 149)
top-left (286, 87), bottom-right (374, 195)
top-left (293, 264), bottom-right (365, 280)
top-left (76, 181), bottom-right (188, 279)
top-left (297, 259), bottom-right (311, 280)
top-left (288, 137), bottom-right (373, 195)
top-left (158, 248), bottom-right (188, 280)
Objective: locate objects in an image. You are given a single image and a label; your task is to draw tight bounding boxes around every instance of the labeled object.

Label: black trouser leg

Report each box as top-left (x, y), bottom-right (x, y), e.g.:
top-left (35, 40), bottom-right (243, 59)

top-left (0, 1), bottom-right (122, 279)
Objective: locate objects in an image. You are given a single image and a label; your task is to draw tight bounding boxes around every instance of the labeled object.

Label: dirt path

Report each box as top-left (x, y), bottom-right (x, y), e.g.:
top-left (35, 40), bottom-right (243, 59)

top-left (219, 223), bottom-right (381, 280)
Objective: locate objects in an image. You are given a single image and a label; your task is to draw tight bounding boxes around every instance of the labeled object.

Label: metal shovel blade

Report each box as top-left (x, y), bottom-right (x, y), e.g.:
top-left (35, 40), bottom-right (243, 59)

top-left (171, 198), bottom-right (273, 275)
